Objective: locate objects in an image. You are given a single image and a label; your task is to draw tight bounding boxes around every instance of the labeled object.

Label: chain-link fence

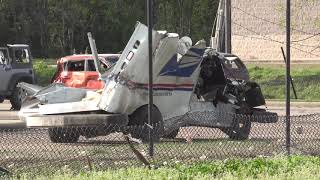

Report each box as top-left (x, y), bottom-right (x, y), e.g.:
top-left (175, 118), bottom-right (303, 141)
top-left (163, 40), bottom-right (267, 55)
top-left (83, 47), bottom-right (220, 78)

top-left (252, 74), bottom-right (320, 101)
top-left (1, 113), bottom-right (320, 177)
top-left (232, 0), bottom-right (320, 63)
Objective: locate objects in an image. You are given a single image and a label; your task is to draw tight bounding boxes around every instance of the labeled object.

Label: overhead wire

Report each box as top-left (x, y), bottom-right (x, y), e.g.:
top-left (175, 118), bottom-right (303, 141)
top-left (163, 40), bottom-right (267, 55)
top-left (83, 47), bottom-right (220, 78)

top-left (291, 33), bottom-right (320, 43)
top-left (232, 22), bottom-right (320, 58)
top-left (210, 4), bottom-right (320, 57)
top-left (233, 33), bottom-right (320, 58)
top-left (231, 6), bottom-right (320, 57)
top-left (232, 6), bottom-right (316, 35)
top-left (232, 6), bottom-right (320, 43)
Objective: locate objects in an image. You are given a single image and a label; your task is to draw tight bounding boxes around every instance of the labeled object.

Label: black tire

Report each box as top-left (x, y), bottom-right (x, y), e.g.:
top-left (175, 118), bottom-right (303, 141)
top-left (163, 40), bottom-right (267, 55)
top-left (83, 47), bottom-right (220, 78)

top-left (128, 105), bottom-right (163, 142)
top-left (10, 84), bottom-right (28, 110)
top-left (220, 114), bottom-right (251, 140)
top-left (163, 128), bottom-right (179, 139)
top-left (48, 127), bottom-right (80, 143)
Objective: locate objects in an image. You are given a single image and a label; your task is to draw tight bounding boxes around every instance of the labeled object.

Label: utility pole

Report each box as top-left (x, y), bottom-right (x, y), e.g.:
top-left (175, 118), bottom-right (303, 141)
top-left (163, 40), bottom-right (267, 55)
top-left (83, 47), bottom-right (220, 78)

top-left (225, 0), bottom-right (232, 53)
top-left (285, 0), bottom-right (291, 155)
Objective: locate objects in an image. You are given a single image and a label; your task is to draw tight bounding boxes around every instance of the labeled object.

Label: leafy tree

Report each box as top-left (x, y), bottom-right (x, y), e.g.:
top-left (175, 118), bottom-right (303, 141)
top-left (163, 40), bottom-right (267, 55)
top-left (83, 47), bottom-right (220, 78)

top-left (0, 0), bottom-right (219, 58)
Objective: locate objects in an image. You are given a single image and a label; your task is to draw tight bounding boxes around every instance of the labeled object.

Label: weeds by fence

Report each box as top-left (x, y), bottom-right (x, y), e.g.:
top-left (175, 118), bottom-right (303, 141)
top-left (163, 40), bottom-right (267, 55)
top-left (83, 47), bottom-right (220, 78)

top-left (0, 113), bottom-right (320, 177)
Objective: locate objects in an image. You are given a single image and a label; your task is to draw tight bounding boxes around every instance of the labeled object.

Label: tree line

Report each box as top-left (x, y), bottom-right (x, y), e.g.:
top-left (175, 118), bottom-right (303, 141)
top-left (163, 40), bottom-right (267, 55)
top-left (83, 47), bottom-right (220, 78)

top-left (0, 0), bottom-right (218, 58)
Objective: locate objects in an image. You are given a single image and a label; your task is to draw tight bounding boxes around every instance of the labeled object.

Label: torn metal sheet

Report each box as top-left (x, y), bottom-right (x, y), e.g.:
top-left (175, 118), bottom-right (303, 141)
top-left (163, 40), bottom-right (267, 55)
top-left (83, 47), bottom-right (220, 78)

top-left (163, 101), bottom-right (236, 133)
top-left (37, 88), bottom-right (87, 104)
top-left (19, 87), bottom-right (102, 116)
top-left (17, 82), bottom-right (42, 95)
top-left (25, 113), bottom-right (128, 127)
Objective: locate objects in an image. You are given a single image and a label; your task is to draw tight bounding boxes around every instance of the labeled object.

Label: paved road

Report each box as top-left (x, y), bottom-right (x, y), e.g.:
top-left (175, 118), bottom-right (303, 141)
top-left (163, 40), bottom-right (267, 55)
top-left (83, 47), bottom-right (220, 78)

top-left (0, 100), bottom-right (319, 128)
top-left (0, 101), bottom-right (25, 128)
top-left (265, 101), bottom-right (320, 116)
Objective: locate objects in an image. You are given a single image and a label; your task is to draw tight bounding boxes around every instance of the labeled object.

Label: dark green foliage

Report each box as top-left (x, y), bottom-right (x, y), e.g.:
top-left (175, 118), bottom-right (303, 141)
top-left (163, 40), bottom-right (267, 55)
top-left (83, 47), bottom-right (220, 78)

top-left (33, 60), bottom-right (56, 86)
top-left (0, 0), bottom-right (218, 58)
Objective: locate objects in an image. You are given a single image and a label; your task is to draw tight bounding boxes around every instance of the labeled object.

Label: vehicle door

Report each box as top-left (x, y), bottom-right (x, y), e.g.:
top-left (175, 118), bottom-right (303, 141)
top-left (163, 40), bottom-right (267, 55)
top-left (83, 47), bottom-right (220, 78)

top-left (84, 59), bottom-right (102, 89)
top-left (0, 48), bottom-right (11, 93)
top-left (11, 46), bottom-right (34, 81)
top-left (157, 42), bottom-right (206, 118)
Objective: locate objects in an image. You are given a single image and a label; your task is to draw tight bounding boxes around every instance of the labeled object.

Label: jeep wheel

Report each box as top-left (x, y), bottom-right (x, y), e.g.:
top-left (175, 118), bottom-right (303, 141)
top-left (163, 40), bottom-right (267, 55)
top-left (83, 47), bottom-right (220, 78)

top-left (10, 85), bottom-right (28, 110)
top-left (128, 105), bottom-right (163, 142)
top-left (220, 115), bottom-right (251, 140)
top-left (48, 127), bottom-right (80, 143)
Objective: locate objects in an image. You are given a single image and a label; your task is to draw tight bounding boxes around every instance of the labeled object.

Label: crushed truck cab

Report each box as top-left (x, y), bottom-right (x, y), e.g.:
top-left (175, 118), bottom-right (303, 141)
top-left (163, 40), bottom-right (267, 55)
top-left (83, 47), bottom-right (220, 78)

top-left (19, 22), bottom-right (277, 143)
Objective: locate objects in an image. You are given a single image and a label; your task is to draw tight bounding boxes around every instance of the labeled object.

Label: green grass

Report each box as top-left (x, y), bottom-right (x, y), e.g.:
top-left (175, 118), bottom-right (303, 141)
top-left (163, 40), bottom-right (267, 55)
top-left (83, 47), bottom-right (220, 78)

top-left (14, 155), bottom-right (320, 179)
top-left (247, 65), bottom-right (320, 101)
top-left (34, 58), bottom-right (57, 66)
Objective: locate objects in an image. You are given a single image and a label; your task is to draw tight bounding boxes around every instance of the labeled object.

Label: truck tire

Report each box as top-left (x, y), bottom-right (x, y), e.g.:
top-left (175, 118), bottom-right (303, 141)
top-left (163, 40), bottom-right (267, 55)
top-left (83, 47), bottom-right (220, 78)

top-left (128, 105), bottom-right (163, 142)
top-left (48, 127), bottom-right (80, 143)
top-left (10, 84), bottom-right (27, 110)
top-left (163, 128), bottom-right (179, 139)
top-left (220, 115), bottom-right (251, 140)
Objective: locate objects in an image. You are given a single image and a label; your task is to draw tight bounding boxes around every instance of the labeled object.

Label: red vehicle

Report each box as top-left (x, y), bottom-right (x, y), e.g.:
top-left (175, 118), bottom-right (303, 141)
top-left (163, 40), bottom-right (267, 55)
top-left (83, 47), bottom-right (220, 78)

top-left (51, 54), bottom-right (120, 89)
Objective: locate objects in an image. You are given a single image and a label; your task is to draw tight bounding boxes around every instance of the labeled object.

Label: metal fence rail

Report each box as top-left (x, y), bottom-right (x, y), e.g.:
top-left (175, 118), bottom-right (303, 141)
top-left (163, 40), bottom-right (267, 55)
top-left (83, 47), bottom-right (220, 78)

top-left (0, 113), bottom-right (320, 176)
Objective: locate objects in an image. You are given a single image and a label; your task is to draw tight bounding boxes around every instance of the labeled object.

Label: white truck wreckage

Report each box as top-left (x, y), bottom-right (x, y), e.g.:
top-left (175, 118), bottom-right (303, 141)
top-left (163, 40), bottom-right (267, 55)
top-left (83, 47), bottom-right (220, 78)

top-left (18, 22), bottom-right (277, 143)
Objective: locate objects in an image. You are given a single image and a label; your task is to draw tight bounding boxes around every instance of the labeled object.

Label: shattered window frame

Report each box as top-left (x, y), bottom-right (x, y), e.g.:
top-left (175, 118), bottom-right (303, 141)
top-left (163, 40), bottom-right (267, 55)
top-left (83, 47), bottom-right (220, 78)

top-left (14, 49), bottom-right (30, 64)
top-left (65, 60), bottom-right (86, 72)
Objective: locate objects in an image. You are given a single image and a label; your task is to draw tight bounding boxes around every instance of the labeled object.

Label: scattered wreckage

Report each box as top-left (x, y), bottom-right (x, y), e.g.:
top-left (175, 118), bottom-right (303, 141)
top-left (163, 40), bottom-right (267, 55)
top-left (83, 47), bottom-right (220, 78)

top-left (18, 22), bottom-right (278, 143)
top-left (51, 54), bottom-right (120, 89)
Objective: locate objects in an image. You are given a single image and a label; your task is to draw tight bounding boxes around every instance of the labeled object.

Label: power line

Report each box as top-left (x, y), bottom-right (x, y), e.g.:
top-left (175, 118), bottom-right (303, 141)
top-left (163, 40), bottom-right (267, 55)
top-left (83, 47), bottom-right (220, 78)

top-left (291, 33), bottom-right (320, 43)
top-left (291, 42), bottom-right (320, 48)
top-left (232, 5), bottom-right (320, 42)
top-left (231, 18), bottom-right (320, 48)
top-left (232, 22), bottom-right (320, 58)
top-left (214, 5), bottom-right (320, 57)
top-left (233, 33), bottom-right (320, 58)
top-left (290, 46), bottom-right (320, 57)
top-left (232, 21), bottom-right (283, 43)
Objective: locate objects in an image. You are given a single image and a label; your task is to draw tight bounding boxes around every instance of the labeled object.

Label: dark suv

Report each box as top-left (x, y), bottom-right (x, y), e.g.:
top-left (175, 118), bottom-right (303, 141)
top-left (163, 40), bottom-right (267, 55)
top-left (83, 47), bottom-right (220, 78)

top-left (0, 44), bottom-right (35, 110)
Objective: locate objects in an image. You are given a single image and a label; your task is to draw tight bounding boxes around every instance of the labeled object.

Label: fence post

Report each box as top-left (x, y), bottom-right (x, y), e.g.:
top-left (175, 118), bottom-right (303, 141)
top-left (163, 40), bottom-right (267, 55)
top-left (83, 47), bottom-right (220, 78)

top-left (285, 0), bottom-right (291, 155)
top-left (147, 0), bottom-right (154, 157)
top-left (225, 0), bottom-right (232, 53)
